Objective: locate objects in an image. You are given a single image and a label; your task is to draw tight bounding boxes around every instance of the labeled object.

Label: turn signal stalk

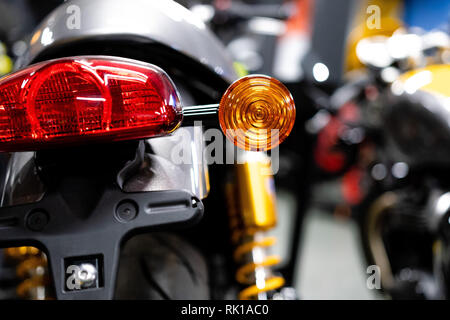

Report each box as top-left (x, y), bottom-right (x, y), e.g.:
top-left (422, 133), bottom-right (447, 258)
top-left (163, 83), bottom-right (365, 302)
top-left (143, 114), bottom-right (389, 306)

top-left (183, 75), bottom-right (296, 151)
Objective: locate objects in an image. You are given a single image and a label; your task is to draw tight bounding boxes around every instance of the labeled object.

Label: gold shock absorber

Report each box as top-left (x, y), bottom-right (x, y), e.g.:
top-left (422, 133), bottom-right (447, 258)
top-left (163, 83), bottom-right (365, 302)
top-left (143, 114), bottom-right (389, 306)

top-left (227, 152), bottom-right (285, 300)
top-left (3, 246), bottom-right (51, 300)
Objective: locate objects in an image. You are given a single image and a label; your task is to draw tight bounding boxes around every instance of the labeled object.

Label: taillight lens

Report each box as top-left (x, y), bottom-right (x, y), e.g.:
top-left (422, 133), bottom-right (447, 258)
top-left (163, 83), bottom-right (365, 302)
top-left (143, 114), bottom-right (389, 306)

top-left (0, 56), bottom-right (182, 152)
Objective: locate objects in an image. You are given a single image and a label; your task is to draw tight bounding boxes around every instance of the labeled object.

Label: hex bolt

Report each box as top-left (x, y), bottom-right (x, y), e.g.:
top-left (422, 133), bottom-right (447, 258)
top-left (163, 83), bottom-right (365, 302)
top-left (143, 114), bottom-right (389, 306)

top-left (115, 200), bottom-right (138, 222)
top-left (26, 210), bottom-right (49, 231)
top-left (76, 263), bottom-right (98, 289)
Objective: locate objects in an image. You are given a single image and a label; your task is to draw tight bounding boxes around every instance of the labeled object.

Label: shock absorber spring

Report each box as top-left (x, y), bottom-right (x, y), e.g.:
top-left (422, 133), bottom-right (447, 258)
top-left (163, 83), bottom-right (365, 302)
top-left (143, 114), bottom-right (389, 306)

top-left (227, 152), bottom-right (285, 300)
top-left (234, 233), bottom-right (285, 300)
top-left (3, 246), bottom-right (51, 300)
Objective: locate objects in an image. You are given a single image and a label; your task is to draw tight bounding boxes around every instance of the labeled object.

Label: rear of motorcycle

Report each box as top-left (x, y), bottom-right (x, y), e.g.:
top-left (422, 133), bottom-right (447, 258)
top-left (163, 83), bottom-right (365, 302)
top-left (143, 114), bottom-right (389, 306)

top-left (0, 0), bottom-right (296, 300)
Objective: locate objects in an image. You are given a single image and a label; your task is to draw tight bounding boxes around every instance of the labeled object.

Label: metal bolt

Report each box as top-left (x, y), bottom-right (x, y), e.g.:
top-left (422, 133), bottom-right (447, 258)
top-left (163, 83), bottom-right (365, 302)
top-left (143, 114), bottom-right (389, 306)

top-left (76, 263), bottom-right (98, 289)
top-left (115, 200), bottom-right (138, 222)
top-left (26, 210), bottom-right (49, 231)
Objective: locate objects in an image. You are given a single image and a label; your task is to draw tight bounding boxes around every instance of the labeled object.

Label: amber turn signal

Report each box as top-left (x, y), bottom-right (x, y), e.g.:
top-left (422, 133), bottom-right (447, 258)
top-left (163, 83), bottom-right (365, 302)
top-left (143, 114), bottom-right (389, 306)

top-left (218, 75), bottom-right (296, 151)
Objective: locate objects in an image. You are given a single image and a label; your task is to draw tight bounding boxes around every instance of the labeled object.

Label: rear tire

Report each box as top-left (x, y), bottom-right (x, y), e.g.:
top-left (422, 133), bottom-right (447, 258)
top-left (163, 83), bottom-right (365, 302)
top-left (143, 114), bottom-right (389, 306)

top-left (115, 233), bottom-right (209, 299)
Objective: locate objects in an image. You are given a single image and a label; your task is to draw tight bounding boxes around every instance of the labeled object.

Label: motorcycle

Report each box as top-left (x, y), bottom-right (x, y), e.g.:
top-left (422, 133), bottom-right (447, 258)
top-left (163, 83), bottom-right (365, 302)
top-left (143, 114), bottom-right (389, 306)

top-left (0, 0), bottom-right (296, 300)
top-left (319, 29), bottom-right (450, 299)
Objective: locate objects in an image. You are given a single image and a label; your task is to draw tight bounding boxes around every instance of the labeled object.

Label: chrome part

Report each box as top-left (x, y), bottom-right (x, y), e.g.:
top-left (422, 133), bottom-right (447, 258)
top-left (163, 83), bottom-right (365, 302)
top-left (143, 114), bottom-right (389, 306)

top-left (366, 192), bottom-right (397, 290)
top-left (147, 126), bottom-right (209, 199)
top-left (183, 104), bottom-right (219, 118)
top-left (428, 190), bottom-right (450, 232)
top-left (121, 126), bottom-right (210, 200)
top-left (0, 152), bottom-right (45, 207)
top-left (76, 263), bottom-right (98, 289)
top-left (272, 287), bottom-right (297, 300)
top-left (2, 127), bottom-right (209, 207)
top-left (21, 0), bottom-right (238, 82)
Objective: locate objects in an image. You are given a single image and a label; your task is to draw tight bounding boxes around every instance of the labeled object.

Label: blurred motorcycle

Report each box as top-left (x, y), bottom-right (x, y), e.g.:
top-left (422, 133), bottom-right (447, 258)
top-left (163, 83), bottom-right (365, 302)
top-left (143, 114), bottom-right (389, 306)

top-left (319, 29), bottom-right (450, 299)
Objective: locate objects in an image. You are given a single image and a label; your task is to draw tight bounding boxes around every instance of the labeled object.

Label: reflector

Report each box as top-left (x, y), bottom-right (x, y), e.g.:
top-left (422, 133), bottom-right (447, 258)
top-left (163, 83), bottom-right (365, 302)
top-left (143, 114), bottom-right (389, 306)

top-left (0, 56), bottom-right (182, 152)
top-left (218, 75), bottom-right (295, 151)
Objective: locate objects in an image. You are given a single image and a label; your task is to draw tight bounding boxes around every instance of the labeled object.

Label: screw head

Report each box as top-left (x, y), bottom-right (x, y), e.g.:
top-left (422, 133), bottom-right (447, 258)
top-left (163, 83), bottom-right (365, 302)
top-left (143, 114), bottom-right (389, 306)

top-left (115, 200), bottom-right (138, 222)
top-left (26, 210), bottom-right (49, 231)
top-left (76, 263), bottom-right (98, 289)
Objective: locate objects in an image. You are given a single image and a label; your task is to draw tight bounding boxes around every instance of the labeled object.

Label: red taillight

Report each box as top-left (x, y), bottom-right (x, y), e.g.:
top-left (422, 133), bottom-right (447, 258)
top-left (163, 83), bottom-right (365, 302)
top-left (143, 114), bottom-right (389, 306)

top-left (0, 56), bottom-right (183, 152)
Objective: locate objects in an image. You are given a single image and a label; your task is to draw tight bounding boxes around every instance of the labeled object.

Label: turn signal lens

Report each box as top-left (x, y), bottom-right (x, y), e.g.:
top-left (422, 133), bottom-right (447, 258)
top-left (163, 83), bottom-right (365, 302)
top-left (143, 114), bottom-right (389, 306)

top-left (0, 56), bottom-right (182, 152)
top-left (218, 75), bottom-right (295, 151)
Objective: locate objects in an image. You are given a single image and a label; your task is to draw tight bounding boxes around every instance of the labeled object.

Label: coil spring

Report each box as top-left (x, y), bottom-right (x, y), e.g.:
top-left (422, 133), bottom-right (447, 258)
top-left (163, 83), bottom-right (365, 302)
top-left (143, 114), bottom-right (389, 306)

top-left (234, 234), bottom-right (285, 300)
top-left (4, 247), bottom-right (51, 300)
top-left (226, 184), bottom-right (285, 300)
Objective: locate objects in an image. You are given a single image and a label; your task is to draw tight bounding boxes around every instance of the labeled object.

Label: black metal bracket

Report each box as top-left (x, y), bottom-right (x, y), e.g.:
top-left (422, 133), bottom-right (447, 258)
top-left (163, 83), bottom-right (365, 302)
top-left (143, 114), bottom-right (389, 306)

top-left (0, 186), bottom-right (203, 299)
